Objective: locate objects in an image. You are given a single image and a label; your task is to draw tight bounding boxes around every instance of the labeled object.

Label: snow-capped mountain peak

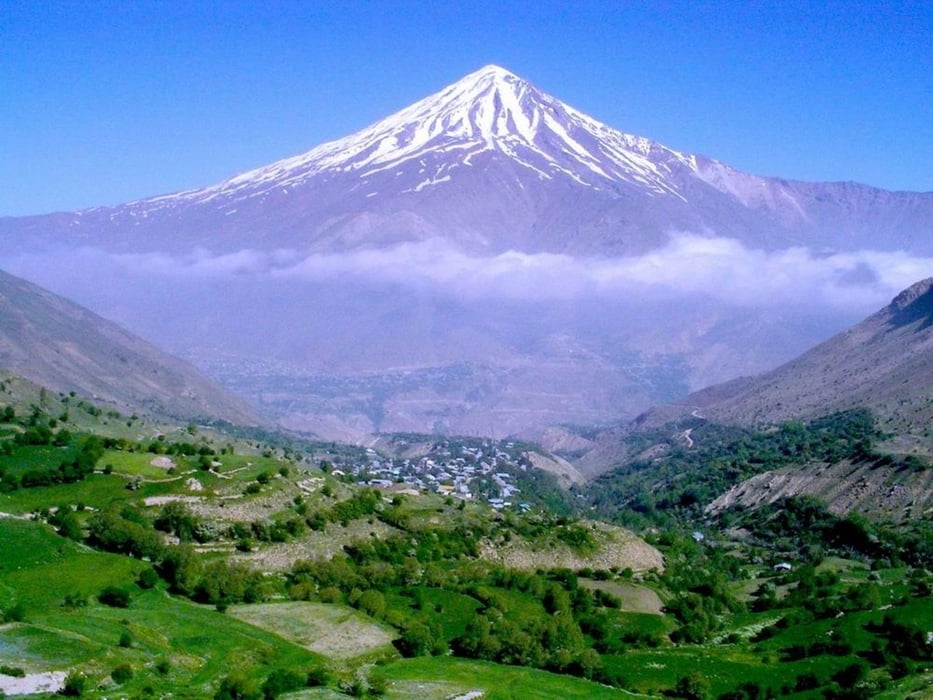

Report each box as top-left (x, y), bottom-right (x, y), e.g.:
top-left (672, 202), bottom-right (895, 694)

top-left (176, 65), bottom-right (698, 205)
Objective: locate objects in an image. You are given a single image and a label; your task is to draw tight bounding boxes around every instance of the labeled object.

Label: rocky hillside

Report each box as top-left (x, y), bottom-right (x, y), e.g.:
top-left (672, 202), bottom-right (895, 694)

top-left (635, 277), bottom-right (933, 449)
top-left (0, 269), bottom-right (261, 425)
top-left (707, 459), bottom-right (932, 523)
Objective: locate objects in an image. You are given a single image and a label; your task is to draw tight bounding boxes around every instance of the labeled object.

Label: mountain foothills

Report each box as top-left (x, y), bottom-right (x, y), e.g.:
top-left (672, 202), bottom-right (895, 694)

top-left (0, 342), bottom-right (930, 698)
top-left (0, 269), bottom-right (260, 426)
top-left (2, 65), bottom-right (932, 438)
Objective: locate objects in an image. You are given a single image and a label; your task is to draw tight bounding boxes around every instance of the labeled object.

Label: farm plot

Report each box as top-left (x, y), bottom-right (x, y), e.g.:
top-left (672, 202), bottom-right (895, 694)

top-left (229, 601), bottom-right (397, 661)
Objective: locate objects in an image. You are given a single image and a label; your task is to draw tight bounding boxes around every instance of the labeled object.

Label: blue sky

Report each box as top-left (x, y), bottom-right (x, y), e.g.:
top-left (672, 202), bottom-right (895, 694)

top-left (2, 0), bottom-right (931, 216)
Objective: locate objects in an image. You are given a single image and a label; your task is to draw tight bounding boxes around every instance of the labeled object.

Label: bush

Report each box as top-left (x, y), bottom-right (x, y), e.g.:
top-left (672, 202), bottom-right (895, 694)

top-left (306, 666), bottom-right (329, 687)
top-left (261, 668), bottom-right (305, 699)
top-left (137, 567), bottom-right (160, 589)
top-left (368, 674), bottom-right (388, 696)
top-left (0, 666), bottom-right (25, 677)
top-left (215, 673), bottom-right (260, 700)
top-left (60, 672), bottom-right (86, 696)
top-left (2, 603), bottom-right (26, 622)
top-left (118, 629), bottom-right (133, 648)
top-left (98, 586), bottom-right (130, 608)
top-left (111, 664), bottom-right (133, 684)
top-left (674, 672), bottom-right (710, 700)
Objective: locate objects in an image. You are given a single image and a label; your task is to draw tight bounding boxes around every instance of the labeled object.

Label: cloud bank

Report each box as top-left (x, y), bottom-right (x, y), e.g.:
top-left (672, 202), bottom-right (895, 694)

top-left (5, 234), bottom-right (933, 314)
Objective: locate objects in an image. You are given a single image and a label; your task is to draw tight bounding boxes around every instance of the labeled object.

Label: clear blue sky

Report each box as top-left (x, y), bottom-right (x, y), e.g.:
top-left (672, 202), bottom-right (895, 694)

top-left (2, 0), bottom-right (930, 215)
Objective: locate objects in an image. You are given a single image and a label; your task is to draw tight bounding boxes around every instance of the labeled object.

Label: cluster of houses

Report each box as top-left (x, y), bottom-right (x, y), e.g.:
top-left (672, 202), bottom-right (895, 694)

top-left (336, 439), bottom-right (531, 510)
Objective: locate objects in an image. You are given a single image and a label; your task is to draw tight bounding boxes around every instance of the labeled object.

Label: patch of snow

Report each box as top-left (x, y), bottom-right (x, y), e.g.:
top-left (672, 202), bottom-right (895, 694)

top-left (0, 671), bottom-right (67, 695)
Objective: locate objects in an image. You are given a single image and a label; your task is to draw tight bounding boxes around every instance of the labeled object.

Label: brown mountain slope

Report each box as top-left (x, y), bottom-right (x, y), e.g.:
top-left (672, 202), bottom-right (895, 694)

top-left (0, 269), bottom-right (261, 425)
top-left (639, 277), bottom-right (933, 443)
top-left (707, 459), bottom-right (932, 523)
top-left (571, 278), bottom-right (933, 482)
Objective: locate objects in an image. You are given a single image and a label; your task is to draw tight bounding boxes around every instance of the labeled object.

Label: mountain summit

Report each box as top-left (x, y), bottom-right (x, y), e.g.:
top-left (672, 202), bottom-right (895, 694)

top-left (204, 63), bottom-right (692, 202)
top-left (7, 65), bottom-right (931, 256)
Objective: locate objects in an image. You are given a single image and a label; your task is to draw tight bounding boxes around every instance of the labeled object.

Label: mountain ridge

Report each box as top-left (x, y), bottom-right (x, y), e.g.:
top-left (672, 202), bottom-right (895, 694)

top-left (633, 277), bottom-right (933, 442)
top-left (0, 269), bottom-right (262, 426)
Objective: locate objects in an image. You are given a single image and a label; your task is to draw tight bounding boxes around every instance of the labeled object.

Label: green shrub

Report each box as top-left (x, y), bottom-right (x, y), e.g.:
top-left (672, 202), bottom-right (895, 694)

top-left (98, 586), bottom-right (130, 608)
top-left (306, 666), bottom-right (329, 687)
top-left (261, 668), bottom-right (305, 699)
top-left (2, 603), bottom-right (26, 622)
top-left (60, 672), bottom-right (87, 696)
top-left (137, 567), bottom-right (159, 589)
top-left (215, 673), bottom-right (260, 700)
top-left (111, 664), bottom-right (133, 684)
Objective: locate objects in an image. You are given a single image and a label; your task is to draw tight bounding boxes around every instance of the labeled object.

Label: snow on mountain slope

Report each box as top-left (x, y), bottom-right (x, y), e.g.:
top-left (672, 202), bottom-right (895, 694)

top-left (5, 64), bottom-right (932, 259)
top-left (161, 65), bottom-right (697, 206)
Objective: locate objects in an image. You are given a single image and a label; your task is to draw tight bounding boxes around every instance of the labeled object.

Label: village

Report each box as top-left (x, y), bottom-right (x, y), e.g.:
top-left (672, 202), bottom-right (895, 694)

top-left (335, 438), bottom-right (532, 510)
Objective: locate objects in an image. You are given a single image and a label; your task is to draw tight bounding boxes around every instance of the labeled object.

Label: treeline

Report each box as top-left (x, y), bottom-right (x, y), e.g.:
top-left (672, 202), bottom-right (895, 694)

top-left (0, 436), bottom-right (104, 492)
top-left (86, 506), bottom-right (270, 608)
top-left (288, 554), bottom-right (629, 684)
top-left (719, 495), bottom-right (932, 568)
top-left (586, 409), bottom-right (881, 527)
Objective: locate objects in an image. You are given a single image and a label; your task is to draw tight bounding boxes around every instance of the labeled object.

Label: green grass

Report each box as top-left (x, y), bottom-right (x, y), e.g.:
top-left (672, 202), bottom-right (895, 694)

top-left (0, 445), bottom-right (77, 476)
top-left (229, 601), bottom-right (396, 662)
top-left (600, 645), bottom-right (837, 697)
top-left (755, 601), bottom-right (924, 656)
top-left (0, 517), bottom-right (73, 571)
top-left (0, 623), bottom-right (104, 671)
top-left (380, 657), bottom-right (642, 699)
top-left (100, 450), bottom-right (178, 478)
top-left (581, 579), bottom-right (664, 615)
top-left (385, 587), bottom-right (482, 642)
top-left (474, 585), bottom-right (545, 624)
top-left (607, 610), bottom-right (674, 639)
top-left (0, 473), bottom-right (146, 514)
top-left (0, 518), bottom-right (145, 612)
top-left (0, 518), bottom-right (326, 697)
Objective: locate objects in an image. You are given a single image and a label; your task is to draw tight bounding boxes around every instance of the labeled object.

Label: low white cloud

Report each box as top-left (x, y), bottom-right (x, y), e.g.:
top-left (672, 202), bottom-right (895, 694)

top-left (4, 234), bottom-right (933, 314)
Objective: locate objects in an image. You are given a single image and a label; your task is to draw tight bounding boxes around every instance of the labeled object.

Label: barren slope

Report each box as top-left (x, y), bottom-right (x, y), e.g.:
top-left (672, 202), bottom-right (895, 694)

top-left (0, 269), bottom-right (261, 425)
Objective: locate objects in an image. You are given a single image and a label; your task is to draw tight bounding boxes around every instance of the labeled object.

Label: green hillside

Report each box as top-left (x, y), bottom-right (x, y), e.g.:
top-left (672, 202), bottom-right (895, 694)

top-left (0, 386), bottom-right (930, 699)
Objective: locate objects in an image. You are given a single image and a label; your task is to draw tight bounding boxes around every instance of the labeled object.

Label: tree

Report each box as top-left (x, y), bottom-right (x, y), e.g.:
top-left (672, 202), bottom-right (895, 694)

top-left (396, 621), bottom-right (437, 657)
top-left (111, 664), bottom-right (133, 684)
top-left (137, 567), bottom-right (160, 589)
top-left (261, 669), bottom-right (305, 699)
top-left (51, 508), bottom-right (82, 541)
top-left (355, 589), bottom-right (386, 619)
top-left (215, 673), bottom-right (260, 700)
top-left (675, 672), bottom-right (710, 700)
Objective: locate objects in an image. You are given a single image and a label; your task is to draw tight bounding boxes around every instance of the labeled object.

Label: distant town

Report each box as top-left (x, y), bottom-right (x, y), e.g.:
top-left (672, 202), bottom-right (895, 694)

top-left (334, 437), bottom-right (531, 510)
